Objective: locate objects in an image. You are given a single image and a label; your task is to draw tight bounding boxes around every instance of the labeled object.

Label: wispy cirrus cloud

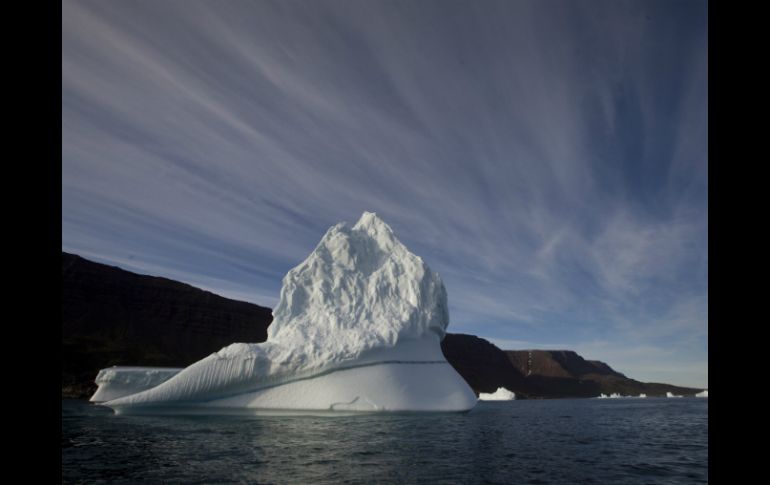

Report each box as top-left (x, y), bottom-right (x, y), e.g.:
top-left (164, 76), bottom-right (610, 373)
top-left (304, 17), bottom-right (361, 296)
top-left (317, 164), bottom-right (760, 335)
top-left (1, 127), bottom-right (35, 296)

top-left (62, 0), bottom-right (707, 387)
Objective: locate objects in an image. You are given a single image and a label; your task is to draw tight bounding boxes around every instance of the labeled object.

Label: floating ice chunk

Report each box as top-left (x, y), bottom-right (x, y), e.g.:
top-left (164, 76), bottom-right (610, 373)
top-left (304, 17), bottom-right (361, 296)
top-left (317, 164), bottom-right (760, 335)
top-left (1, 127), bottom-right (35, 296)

top-left (90, 366), bottom-right (182, 402)
top-left (695, 390), bottom-right (708, 398)
top-left (101, 212), bottom-right (477, 414)
top-left (666, 392), bottom-right (683, 398)
top-left (638, 393), bottom-right (647, 398)
top-left (478, 387), bottom-right (515, 401)
top-left (598, 392), bottom-right (638, 399)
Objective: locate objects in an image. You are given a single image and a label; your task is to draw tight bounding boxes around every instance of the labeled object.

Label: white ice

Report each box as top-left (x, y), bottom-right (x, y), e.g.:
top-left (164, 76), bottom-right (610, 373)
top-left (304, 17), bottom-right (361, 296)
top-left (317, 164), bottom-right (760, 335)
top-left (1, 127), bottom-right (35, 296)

top-left (598, 393), bottom-right (623, 398)
top-left (598, 393), bottom-right (642, 399)
top-left (478, 387), bottom-right (515, 401)
top-left (100, 212), bottom-right (477, 414)
top-left (695, 390), bottom-right (708, 398)
top-left (666, 392), bottom-right (683, 398)
top-left (90, 366), bottom-right (182, 402)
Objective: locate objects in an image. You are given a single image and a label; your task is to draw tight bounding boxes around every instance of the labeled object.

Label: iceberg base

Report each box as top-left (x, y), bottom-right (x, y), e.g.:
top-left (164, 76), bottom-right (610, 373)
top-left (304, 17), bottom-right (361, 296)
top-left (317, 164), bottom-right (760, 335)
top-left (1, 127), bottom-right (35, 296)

top-left (108, 361), bottom-right (477, 415)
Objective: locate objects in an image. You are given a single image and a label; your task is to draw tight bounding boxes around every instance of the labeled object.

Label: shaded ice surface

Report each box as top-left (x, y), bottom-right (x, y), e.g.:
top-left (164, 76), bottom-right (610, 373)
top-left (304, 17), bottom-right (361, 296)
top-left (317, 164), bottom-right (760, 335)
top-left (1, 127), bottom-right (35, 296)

top-left (90, 367), bottom-right (182, 402)
top-left (102, 212), bottom-right (476, 414)
top-left (695, 390), bottom-right (708, 398)
top-left (478, 387), bottom-right (516, 401)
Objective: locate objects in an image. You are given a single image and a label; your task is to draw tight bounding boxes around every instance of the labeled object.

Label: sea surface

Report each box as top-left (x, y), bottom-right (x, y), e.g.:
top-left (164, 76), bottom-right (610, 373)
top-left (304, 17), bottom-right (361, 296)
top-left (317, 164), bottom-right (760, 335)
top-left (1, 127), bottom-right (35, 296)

top-left (62, 397), bottom-right (708, 484)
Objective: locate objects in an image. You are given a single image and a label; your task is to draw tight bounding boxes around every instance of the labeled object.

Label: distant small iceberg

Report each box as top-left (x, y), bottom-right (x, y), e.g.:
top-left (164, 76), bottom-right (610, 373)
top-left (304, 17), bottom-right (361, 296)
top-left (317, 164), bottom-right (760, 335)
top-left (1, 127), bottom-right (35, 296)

top-left (598, 393), bottom-right (647, 399)
top-left (695, 390), bottom-right (708, 398)
top-left (478, 387), bottom-right (515, 401)
top-left (666, 392), bottom-right (683, 398)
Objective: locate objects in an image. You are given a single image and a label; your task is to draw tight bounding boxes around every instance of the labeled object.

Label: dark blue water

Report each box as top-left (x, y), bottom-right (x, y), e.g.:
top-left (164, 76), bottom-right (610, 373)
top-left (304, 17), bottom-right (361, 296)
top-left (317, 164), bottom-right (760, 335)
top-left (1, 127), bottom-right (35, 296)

top-left (62, 398), bottom-right (707, 484)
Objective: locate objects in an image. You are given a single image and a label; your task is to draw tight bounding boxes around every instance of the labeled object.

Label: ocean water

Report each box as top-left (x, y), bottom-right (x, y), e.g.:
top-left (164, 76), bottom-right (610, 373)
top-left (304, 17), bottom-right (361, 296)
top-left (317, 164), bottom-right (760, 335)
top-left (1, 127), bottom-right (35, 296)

top-left (62, 398), bottom-right (707, 484)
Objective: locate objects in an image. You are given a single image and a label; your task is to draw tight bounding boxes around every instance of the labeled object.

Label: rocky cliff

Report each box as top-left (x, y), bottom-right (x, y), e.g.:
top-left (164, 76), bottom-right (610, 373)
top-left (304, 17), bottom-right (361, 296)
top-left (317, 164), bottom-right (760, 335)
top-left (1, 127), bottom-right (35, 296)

top-left (440, 334), bottom-right (541, 398)
top-left (505, 350), bottom-right (700, 398)
top-left (62, 252), bottom-right (273, 398)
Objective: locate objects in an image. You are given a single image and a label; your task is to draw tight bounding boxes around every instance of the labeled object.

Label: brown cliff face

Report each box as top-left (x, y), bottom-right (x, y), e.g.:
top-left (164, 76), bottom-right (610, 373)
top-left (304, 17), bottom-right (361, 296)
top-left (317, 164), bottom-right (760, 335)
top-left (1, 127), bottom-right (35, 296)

top-left (62, 252), bottom-right (272, 398)
top-left (504, 350), bottom-right (700, 398)
top-left (506, 350), bottom-right (626, 380)
top-left (440, 334), bottom-right (540, 398)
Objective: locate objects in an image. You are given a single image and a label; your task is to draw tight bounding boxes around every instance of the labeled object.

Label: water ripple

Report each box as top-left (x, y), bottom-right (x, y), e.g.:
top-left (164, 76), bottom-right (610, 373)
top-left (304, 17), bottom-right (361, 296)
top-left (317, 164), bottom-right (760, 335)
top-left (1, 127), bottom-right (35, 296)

top-left (63, 398), bottom-right (707, 484)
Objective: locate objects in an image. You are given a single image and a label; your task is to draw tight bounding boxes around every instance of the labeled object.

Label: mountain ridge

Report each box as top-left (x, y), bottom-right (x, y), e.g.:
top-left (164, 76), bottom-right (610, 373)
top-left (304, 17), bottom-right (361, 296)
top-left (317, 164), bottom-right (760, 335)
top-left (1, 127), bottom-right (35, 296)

top-left (61, 252), bottom-right (702, 399)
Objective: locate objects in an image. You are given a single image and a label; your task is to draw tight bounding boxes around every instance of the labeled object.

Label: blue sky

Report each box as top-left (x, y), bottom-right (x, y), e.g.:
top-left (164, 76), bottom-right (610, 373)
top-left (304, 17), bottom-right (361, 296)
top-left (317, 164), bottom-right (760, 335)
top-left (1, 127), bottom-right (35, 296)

top-left (62, 0), bottom-right (708, 388)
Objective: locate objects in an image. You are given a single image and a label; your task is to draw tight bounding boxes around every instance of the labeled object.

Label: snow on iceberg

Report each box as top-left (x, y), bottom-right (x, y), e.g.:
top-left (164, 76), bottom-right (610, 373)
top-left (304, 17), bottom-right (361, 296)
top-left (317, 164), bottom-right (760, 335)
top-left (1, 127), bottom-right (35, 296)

top-left (478, 387), bottom-right (515, 401)
top-left (90, 366), bottom-right (183, 402)
top-left (695, 390), bottom-right (708, 398)
top-left (102, 212), bottom-right (477, 414)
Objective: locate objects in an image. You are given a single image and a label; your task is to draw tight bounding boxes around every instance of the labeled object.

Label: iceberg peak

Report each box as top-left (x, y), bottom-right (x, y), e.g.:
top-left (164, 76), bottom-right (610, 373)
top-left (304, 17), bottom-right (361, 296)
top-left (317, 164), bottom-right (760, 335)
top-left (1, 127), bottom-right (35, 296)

top-left (268, 211), bottom-right (448, 346)
top-left (353, 210), bottom-right (387, 231)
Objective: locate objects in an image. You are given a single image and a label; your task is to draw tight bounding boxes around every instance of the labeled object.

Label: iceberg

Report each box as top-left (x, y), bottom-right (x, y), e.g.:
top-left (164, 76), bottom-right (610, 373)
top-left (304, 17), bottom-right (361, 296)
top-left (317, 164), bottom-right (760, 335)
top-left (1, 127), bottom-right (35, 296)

top-left (638, 393), bottom-right (647, 398)
top-left (90, 366), bottom-right (183, 402)
top-left (597, 393), bottom-right (635, 399)
top-left (666, 392), bottom-right (683, 398)
top-left (478, 387), bottom-right (515, 401)
top-left (100, 212), bottom-right (477, 415)
top-left (695, 390), bottom-right (708, 398)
